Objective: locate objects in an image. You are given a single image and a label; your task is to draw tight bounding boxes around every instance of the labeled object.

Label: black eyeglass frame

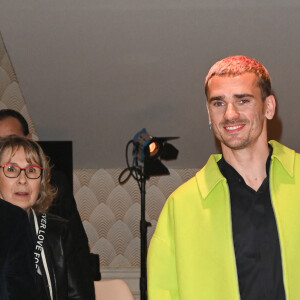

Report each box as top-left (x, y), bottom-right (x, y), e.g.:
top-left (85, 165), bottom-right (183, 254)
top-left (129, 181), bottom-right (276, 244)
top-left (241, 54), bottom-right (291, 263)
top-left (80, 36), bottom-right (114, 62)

top-left (0, 164), bottom-right (44, 179)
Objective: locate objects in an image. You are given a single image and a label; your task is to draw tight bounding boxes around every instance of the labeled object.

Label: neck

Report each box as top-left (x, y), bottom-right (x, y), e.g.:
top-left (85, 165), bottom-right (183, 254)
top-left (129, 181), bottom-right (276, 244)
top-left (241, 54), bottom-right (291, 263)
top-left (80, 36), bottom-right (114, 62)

top-left (221, 140), bottom-right (270, 191)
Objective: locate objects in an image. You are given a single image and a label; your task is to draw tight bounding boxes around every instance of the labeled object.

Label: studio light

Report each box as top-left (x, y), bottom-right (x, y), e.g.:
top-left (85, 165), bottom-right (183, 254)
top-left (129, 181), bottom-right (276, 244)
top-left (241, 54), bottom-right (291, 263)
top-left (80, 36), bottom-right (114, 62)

top-left (118, 128), bottom-right (179, 300)
top-left (133, 128), bottom-right (179, 179)
top-left (133, 129), bottom-right (161, 162)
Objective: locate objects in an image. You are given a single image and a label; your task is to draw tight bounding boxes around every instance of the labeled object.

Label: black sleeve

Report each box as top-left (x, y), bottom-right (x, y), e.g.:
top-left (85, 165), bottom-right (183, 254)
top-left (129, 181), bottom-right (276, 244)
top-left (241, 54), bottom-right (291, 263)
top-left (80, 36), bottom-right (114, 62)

top-left (49, 170), bottom-right (101, 281)
top-left (63, 220), bottom-right (95, 300)
top-left (5, 207), bottom-right (38, 300)
top-left (48, 169), bottom-right (89, 248)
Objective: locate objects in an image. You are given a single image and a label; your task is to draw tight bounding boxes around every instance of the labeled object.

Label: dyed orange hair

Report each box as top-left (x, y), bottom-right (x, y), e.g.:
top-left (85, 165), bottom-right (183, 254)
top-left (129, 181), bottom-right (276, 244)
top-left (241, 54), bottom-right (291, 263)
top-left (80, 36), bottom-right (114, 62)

top-left (205, 55), bottom-right (273, 100)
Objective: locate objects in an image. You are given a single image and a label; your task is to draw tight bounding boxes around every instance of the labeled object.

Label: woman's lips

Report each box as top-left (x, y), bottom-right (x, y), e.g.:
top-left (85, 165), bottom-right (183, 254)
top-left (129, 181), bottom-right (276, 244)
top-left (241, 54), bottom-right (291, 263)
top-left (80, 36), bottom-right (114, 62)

top-left (15, 192), bottom-right (29, 196)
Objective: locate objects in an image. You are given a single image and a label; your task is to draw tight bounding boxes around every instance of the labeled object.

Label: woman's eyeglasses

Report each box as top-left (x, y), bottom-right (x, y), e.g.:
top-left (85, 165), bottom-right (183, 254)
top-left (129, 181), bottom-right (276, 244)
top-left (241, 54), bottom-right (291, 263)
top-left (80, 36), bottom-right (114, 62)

top-left (0, 164), bottom-right (44, 179)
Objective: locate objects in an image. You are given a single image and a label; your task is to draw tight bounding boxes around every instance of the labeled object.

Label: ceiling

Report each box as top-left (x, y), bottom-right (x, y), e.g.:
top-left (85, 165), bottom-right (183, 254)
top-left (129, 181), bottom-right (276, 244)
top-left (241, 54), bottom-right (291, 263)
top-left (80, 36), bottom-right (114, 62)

top-left (0, 0), bottom-right (300, 169)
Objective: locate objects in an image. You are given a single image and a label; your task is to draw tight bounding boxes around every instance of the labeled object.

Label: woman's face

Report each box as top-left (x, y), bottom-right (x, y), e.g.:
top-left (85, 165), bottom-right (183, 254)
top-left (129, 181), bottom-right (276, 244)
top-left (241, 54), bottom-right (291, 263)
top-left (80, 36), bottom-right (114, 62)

top-left (0, 147), bottom-right (41, 214)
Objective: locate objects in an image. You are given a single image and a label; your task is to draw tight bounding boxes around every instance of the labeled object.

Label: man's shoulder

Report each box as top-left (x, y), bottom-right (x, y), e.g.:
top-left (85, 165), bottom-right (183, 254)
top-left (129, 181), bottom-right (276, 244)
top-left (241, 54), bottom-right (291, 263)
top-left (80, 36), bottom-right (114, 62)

top-left (171, 174), bottom-right (198, 196)
top-left (168, 154), bottom-right (222, 199)
top-left (270, 140), bottom-right (300, 161)
top-left (269, 140), bottom-right (299, 155)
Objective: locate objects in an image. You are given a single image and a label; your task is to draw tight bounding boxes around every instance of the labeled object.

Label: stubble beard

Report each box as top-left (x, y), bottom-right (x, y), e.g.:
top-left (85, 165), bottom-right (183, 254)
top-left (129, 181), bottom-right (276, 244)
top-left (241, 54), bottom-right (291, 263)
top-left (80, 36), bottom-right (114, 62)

top-left (212, 119), bottom-right (252, 151)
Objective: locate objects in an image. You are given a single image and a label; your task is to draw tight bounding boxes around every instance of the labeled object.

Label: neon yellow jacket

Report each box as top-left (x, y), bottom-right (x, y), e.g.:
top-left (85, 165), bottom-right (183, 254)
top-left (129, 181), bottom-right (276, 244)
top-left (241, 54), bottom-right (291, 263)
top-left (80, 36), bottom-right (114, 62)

top-left (147, 141), bottom-right (300, 300)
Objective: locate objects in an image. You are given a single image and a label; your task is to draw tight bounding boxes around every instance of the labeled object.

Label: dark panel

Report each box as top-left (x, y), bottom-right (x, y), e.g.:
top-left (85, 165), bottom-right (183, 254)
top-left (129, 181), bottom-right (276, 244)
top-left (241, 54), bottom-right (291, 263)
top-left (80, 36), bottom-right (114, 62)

top-left (38, 141), bottom-right (73, 190)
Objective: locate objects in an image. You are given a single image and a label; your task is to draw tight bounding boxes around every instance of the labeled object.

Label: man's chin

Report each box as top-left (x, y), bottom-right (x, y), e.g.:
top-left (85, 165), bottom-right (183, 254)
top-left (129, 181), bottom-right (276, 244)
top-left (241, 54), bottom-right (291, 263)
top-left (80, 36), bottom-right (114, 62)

top-left (221, 138), bottom-right (249, 151)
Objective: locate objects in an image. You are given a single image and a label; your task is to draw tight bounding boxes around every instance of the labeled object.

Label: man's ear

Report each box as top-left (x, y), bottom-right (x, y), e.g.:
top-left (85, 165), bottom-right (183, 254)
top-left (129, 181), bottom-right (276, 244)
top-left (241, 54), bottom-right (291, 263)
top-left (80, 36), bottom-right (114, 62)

top-left (265, 95), bottom-right (276, 120)
top-left (26, 133), bottom-right (32, 139)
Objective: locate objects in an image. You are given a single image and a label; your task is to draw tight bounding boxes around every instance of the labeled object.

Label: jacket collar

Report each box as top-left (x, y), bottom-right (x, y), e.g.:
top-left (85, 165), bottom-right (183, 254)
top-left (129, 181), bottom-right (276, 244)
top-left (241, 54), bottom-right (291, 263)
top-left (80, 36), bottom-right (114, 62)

top-left (195, 153), bottom-right (225, 199)
top-left (269, 140), bottom-right (295, 177)
top-left (196, 140), bottom-right (295, 200)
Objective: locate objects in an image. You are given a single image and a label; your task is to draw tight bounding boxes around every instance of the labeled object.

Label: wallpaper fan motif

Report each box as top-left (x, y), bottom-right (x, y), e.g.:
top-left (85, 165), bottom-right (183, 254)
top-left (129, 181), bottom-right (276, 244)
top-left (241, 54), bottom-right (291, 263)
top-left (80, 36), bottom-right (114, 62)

top-left (74, 168), bottom-right (197, 268)
top-left (0, 33), bottom-right (37, 139)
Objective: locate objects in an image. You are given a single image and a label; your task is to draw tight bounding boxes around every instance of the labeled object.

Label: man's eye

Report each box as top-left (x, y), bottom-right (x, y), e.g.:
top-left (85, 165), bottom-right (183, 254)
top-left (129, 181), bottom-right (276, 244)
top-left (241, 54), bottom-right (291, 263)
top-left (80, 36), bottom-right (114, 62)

top-left (213, 101), bottom-right (224, 107)
top-left (240, 99), bottom-right (249, 104)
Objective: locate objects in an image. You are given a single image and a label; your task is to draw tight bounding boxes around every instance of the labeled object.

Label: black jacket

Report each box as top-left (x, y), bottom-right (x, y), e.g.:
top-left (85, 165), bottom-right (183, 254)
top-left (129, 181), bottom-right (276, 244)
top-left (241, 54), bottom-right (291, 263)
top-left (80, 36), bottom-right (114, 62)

top-left (30, 211), bottom-right (95, 300)
top-left (48, 170), bottom-right (101, 281)
top-left (0, 199), bottom-right (37, 300)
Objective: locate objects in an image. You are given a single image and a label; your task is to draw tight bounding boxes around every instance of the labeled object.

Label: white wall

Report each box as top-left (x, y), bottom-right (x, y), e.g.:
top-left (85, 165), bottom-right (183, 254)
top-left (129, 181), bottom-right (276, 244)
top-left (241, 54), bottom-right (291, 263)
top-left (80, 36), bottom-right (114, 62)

top-left (0, 1), bottom-right (300, 170)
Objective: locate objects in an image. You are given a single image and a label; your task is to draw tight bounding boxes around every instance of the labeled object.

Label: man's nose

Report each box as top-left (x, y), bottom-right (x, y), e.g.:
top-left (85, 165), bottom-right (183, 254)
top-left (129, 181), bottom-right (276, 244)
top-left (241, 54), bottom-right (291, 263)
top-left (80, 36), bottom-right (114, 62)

top-left (224, 103), bottom-right (240, 120)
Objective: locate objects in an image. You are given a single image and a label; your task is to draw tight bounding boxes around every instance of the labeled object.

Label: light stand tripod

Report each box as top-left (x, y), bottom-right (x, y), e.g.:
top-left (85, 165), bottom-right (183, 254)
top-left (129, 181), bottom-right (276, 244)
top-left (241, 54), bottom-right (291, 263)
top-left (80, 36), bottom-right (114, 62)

top-left (138, 168), bottom-right (151, 300)
top-left (119, 129), bottom-right (179, 300)
top-left (119, 162), bottom-right (151, 300)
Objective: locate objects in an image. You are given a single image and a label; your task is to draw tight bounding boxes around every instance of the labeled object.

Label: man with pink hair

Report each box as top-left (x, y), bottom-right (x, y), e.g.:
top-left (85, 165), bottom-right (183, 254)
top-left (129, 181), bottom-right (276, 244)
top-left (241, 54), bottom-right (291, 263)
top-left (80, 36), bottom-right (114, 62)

top-left (147, 55), bottom-right (300, 300)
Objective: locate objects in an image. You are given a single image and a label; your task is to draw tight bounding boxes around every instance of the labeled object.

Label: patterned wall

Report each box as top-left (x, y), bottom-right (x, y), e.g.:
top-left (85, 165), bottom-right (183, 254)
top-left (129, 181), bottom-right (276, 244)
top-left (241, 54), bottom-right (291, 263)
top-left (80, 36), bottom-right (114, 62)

top-left (0, 33), bottom-right (37, 139)
top-left (74, 168), bottom-right (197, 268)
top-left (0, 31), bottom-right (199, 297)
top-left (74, 168), bottom-right (197, 298)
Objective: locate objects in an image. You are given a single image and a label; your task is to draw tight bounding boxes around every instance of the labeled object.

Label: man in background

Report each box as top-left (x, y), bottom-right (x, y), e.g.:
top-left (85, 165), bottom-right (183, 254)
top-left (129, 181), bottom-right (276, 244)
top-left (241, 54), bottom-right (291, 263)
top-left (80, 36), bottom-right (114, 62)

top-left (0, 109), bottom-right (101, 282)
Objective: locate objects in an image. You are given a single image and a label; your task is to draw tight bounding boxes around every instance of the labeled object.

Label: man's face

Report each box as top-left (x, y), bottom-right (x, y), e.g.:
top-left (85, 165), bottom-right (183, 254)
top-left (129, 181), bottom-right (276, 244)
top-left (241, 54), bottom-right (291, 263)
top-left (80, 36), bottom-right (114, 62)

top-left (206, 72), bottom-right (275, 151)
top-left (0, 117), bottom-right (26, 138)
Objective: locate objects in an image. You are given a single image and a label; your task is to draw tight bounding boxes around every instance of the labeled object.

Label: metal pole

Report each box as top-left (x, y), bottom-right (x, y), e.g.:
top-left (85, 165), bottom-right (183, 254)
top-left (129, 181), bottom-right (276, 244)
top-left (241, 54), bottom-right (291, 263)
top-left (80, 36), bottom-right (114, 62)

top-left (140, 169), bottom-right (151, 300)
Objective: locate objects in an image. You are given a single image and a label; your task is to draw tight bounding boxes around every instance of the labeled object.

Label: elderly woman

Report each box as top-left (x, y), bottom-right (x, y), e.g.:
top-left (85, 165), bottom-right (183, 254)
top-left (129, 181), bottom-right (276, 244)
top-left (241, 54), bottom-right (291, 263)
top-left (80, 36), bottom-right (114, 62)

top-left (0, 136), bottom-right (95, 300)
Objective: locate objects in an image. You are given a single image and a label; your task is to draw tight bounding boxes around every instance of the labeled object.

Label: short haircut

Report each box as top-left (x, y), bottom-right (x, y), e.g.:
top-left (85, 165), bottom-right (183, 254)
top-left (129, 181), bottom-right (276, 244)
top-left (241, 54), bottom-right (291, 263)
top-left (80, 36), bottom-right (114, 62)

top-left (205, 55), bottom-right (273, 100)
top-left (0, 136), bottom-right (57, 213)
top-left (0, 109), bottom-right (30, 136)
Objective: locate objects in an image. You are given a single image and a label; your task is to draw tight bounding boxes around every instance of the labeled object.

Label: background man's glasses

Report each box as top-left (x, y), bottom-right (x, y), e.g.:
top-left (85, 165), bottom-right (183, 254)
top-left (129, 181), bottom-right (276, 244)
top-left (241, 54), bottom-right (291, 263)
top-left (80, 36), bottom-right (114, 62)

top-left (0, 164), bottom-right (43, 179)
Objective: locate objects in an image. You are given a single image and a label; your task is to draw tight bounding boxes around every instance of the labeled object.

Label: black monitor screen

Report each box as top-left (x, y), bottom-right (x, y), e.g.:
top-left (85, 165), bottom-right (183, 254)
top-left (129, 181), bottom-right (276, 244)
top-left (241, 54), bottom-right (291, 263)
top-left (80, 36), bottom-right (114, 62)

top-left (38, 141), bottom-right (73, 190)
